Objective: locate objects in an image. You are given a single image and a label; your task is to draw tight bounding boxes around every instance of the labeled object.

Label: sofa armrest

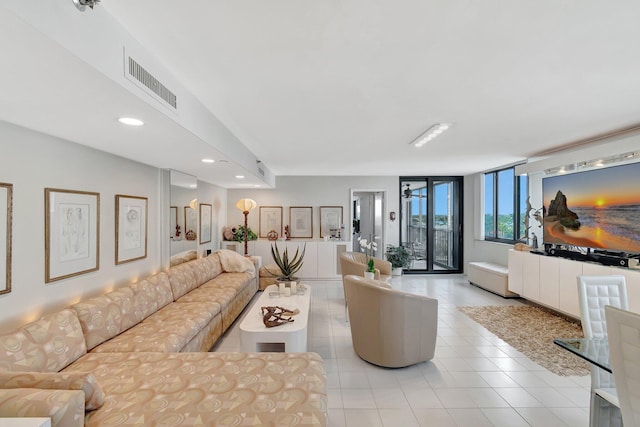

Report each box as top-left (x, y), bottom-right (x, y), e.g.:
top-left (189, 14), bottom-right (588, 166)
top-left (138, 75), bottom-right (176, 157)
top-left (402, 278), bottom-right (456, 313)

top-left (0, 388), bottom-right (85, 427)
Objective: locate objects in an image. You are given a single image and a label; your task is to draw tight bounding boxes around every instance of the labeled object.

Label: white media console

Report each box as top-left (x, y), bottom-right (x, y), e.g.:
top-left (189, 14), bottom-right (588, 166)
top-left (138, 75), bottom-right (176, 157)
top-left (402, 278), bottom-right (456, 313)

top-left (508, 249), bottom-right (640, 319)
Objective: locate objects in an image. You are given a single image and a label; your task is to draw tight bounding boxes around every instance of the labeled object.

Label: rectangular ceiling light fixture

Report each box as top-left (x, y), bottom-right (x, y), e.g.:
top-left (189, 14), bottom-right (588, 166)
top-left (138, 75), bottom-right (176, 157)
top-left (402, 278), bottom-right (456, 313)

top-left (411, 123), bottom-right (452, 147)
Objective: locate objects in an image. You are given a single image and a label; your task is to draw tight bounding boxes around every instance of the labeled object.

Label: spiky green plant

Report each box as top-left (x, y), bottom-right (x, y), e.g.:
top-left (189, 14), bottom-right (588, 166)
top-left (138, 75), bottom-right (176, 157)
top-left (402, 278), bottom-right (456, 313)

top-left (268, 243), bottom-right (306, 281)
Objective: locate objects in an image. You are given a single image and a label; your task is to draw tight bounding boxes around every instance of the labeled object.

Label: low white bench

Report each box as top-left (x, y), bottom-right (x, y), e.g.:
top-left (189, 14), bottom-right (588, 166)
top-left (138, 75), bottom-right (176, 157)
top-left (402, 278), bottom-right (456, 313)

top-left (468, 261), bottom-right (519, 298)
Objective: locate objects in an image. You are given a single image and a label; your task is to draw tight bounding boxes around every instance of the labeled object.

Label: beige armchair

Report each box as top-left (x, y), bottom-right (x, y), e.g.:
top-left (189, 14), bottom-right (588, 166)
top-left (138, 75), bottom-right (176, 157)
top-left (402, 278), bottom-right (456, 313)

top-left (343, 274), bottom-right (438, 368)
top-left (339, 251), bottom-right (392, 282)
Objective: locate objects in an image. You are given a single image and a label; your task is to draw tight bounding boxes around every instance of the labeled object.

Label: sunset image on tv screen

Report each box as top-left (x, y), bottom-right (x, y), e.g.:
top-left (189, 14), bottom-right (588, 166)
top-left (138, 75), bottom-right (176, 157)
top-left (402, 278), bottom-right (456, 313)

top-left (542, 162), bottom-right (640, 253)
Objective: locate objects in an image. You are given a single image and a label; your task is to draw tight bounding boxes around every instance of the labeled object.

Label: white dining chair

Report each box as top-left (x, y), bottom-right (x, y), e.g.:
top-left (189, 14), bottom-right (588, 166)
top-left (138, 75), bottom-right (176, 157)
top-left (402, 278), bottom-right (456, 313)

top-left (577, 275), bottom-right (628, 427)
top-left (605, 305), bottom-right (640, 427)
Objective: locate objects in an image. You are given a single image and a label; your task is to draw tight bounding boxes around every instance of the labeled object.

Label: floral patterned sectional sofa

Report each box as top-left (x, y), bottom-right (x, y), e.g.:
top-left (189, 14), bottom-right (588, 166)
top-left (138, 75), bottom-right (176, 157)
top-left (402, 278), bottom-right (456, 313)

top-left (0, 250), bottom-right (327, 426)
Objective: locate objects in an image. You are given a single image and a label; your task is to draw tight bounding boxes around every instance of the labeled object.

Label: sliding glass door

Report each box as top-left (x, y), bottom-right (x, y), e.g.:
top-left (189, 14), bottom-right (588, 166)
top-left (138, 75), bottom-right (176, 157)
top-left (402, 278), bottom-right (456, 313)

top-left (400, 177), bottom-right (463, 273)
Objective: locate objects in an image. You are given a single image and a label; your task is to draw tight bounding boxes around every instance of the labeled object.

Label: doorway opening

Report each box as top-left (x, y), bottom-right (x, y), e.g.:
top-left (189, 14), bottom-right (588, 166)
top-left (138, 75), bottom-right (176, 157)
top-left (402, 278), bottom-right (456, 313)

top-left (351, 190), bottom-right (385, 259)
top-left (400, 177), bottom-right (463, 273)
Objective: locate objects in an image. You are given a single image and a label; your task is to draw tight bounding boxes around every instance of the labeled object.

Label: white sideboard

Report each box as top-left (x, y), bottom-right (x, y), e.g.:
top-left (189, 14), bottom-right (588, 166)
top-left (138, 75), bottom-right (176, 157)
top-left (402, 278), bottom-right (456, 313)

top-left (508, 249), bottom-right (640, 318)
top-left (220, 240), bottom-right (352, 279)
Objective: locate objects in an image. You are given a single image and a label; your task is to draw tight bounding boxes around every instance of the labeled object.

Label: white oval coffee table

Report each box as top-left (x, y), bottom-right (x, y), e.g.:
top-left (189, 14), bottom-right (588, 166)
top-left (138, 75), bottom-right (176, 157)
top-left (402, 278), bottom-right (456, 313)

top-left (240, 284), bottom-right (311, 352)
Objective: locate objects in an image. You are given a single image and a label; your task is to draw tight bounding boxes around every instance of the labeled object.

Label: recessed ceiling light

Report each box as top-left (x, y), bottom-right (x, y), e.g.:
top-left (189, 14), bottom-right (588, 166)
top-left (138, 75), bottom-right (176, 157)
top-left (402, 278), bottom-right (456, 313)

top-left (118, 117), bottom-right (144, 126)
top-left (201, 158), bottom-right (215, 163)
top-left (235, 175), bottom-right (245, 179)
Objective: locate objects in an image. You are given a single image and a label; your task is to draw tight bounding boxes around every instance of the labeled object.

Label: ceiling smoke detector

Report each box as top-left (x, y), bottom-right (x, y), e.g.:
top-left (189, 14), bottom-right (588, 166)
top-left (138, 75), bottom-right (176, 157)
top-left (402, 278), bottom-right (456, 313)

top-left (73, 0), bottom-right (101, 12)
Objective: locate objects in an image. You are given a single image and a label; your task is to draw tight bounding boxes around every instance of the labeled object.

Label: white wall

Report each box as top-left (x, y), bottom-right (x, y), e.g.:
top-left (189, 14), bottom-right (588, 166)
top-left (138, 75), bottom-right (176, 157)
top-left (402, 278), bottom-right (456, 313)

top-left (0, 121), bottom-right (165, 331)
top-left (227, 176), bottom-right (400, 250)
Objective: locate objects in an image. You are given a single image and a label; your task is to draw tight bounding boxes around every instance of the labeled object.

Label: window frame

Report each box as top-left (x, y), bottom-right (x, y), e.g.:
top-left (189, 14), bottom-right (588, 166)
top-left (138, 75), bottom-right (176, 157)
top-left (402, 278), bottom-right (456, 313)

top-left (483, 166), bottom-right (527, 244)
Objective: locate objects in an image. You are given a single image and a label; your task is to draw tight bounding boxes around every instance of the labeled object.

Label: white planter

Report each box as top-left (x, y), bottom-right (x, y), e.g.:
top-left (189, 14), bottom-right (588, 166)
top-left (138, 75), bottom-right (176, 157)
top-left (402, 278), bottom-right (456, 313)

top-left (392, 267), bottom-right (403, 276)
top-left (364, 271), bottom-right (375, 280)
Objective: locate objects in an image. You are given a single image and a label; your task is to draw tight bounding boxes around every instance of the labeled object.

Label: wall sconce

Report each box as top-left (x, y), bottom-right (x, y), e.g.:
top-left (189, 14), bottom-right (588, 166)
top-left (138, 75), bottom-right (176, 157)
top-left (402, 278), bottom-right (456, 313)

top-left (389, 212), bottom-right (396, 222)
top-left (235, 198), bottom-right (257, 256)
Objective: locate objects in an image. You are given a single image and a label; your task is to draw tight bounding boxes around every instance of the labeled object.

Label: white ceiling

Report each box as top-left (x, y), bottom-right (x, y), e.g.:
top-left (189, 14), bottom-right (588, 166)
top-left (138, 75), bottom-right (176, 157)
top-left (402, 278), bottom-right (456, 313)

top-left (3, 1), bottom-right (640, 185)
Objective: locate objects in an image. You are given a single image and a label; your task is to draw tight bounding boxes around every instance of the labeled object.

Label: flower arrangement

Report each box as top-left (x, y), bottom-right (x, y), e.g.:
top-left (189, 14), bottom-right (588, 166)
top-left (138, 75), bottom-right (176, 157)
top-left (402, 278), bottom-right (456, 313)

top-left (357, 236), bottom-right (377, 273)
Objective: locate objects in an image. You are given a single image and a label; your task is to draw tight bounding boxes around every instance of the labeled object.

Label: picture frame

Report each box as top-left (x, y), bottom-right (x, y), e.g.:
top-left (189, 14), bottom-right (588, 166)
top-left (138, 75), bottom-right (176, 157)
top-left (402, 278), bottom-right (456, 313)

top-left (184, 206), bottom-right (197, 240)
top-left (199, 203), bottom-right (212, 244)
top-left (115, 195), bottom-right (148, 265)
top-left (0, 183), bottom-right (12, 295)
top-left (259, 206), bottom-right (283, 238)
top-left (45, 188), bottom-right (99, 283)
top-left (320, 206), bottom-right (343, 238)
top-left (289, 206), bottom-right (313, 238)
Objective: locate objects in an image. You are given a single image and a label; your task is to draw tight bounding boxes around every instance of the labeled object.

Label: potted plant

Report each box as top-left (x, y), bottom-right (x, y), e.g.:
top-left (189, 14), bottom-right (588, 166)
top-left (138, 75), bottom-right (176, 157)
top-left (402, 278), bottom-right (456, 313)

top-left (232, 225), bottom-right (257, 242)
top-left (357, 236), bottom-right (377, 279)
top-left (386, 245), bottom-right (411, 276)
top-left (267, 243), bottom-right (306, 283)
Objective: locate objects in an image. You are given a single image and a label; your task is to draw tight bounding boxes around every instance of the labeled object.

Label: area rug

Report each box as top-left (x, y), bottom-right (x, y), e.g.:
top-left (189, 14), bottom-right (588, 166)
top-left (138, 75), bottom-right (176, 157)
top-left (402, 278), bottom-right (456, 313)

top-left (457, 305), bottom-right (590, 376)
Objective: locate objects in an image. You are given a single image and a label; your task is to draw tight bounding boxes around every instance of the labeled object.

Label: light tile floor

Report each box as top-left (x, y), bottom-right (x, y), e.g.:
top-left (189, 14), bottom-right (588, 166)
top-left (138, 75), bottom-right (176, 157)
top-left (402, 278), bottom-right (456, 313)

top-left (212, 275), bottom-right (590, 427)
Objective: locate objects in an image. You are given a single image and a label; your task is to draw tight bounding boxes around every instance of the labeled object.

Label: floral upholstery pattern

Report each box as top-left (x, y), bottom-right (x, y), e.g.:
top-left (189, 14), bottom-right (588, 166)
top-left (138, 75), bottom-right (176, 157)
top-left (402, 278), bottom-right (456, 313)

top-left (0, 388), bottom-right (85, 427)
top-left (202, 253), bottom-right (223, 278)
top-left (167, 262), bottom-right (198, 299)
top-left (207, 272), bottom-right (255, 291)
top-left (0, 309), bottom-right (87, 373)
top-left (91, 302), bottom-right (218, 353)
top-left (0, 371), bottom-right (105, 410)
top-left (179, 319), bottom-right (222, 352)
top-left (65, 352), bottom-right (327, 427)
top-left (130, 272), bottom-right (174, 319)
top-left (72, 287), bottom-right (144, 350)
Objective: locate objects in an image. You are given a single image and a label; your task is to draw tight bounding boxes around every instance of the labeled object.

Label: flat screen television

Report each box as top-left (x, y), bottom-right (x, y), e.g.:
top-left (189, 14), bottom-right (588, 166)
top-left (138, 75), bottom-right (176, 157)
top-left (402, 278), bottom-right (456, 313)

top-left (542, 161), bottom-right (640, 254)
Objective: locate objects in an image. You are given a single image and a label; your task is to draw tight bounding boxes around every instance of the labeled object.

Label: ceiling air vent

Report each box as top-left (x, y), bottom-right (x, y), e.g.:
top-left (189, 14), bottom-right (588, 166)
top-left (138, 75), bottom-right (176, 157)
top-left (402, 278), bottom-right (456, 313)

top-left (127, 56), bottom-right (177, 110)
top-left (258, 167), bottom-right (265, 177)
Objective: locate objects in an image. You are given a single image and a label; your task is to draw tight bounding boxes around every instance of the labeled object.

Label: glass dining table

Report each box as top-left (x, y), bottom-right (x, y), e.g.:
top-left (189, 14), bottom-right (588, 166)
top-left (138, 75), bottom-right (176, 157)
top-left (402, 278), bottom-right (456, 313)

top-left (553, 337), bottom-right (611, 373)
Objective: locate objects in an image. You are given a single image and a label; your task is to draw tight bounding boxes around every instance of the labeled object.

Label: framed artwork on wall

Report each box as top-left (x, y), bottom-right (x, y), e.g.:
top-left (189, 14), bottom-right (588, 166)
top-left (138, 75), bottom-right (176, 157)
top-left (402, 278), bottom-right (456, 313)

top-left (199, 203), bottom-right (212, 244)
top-left (0, 182), bottom-right (12, 295)
top-left (115, 195), bottom-right (148, 265)
top-left (45, 188), bottom-right (100, 283)
top-left (289, 206), bottom-right (313, 238)
top-left (184, 206), bottom-right (197, 240)
top-left (320, 206), bottom-right (343, 238)
top-left (259, 206), bottom-right (283, 238)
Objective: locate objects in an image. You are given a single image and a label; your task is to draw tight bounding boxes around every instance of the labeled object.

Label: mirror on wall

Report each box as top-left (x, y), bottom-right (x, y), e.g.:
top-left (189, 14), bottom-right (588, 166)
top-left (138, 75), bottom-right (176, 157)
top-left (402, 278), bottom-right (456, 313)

top-left (170, 170), bottom-right (197, 265)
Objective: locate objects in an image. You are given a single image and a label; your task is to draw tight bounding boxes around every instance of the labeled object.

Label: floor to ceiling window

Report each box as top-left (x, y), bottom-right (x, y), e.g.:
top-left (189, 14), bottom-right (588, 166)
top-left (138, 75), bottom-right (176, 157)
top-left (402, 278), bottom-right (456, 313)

top-left (399, 177), bottom-right (463, 273)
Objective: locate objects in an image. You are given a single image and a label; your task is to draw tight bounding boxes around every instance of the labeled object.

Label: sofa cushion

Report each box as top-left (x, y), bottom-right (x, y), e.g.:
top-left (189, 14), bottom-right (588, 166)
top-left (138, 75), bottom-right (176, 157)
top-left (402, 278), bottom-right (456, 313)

top-left (177, 285), bottom-right (236, 308)
top-left (167, 262), bottom-right (199, 299)
top-left (202, 253), bottom-right (223, 278)
top-left (0, 309), bottom-right (87, 373)
top-left (130, 272), bottom-right (174, 319)
top-left (90, 302), bottom-right (218, 353)
top-left (205, 272), bottom-right (254, 292)
top-left (187, 257), bottom-right (219, 285)
top-left (0, 371), bottom-right (105, 410)
top-left (72, 286), bottom-right (144, 350)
